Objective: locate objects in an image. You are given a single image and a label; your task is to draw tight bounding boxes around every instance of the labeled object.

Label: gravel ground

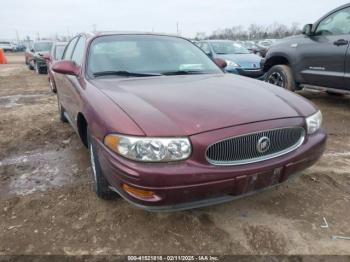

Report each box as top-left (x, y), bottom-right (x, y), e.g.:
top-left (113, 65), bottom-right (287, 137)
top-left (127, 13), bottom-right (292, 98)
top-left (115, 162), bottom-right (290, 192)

top-left (0, 53), bottom-right (349, 255)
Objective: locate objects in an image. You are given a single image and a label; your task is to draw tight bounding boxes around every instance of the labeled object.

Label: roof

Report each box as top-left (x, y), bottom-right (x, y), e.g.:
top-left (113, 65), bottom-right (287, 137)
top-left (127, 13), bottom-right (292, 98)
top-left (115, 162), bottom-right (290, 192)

top-left (81, 31), bottom-right (184, 40)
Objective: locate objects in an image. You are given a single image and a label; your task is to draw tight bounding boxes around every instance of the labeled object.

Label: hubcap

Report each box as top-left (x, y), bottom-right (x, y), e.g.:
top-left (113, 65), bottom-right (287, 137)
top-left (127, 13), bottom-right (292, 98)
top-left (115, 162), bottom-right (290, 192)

top-left (267, 72), bottom-right (285, 88)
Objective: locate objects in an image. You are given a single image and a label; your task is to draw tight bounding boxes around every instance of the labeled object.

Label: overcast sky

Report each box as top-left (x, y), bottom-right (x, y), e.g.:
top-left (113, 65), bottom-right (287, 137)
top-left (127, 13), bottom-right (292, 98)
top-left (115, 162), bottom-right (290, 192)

top-left (1, 0), bottom-right (349, 40)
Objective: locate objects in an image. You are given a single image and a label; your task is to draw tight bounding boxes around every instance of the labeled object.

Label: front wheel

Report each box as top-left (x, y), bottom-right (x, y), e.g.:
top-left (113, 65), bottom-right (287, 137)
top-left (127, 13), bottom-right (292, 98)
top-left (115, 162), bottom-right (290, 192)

top-left (88, 129), bottom-right (118, 200)
top-left (265, 65), bottom-right (296, 92)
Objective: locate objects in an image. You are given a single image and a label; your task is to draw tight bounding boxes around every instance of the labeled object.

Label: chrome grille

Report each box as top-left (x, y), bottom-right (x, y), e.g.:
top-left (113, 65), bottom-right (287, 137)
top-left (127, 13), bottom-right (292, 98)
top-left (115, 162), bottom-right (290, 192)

top-left (206, 127), bottom-right (305, 166)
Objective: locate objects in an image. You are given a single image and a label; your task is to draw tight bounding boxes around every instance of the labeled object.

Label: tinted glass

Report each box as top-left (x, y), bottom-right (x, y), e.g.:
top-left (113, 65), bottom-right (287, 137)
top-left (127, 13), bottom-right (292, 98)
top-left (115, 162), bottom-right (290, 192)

top-left (71, 37), bottom-right (86, 65)
top-left (199, 42), bottom-right (212, 54)
top-left (34, 42), bottom-right (53, 52)
top-left (54, 45), bottom-right (66, 60)
top-left (63, 37), bottom-right (78, 60)
top-left (316, 7), bottom-right (350, 35)
top-left (88, 35), bottom-right (222, 76)
top-left (211, 42), bottom-right (250, 54)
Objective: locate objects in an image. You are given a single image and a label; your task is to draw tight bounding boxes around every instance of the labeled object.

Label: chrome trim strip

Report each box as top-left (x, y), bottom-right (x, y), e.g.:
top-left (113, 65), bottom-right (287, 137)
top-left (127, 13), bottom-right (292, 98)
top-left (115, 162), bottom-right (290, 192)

top-left (206, 127), bottom-right (306, 166)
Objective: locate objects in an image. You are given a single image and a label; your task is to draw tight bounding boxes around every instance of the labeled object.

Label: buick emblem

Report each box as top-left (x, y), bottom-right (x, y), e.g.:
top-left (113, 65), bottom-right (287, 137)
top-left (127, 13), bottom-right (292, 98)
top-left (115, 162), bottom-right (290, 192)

top-left (257, 136), bottom-right (270, 153)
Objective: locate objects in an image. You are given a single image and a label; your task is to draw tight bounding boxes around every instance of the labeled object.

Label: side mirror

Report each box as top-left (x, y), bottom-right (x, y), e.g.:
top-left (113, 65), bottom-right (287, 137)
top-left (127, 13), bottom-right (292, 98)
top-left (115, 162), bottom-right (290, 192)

top-left (213, 58), bottom-right (227, 69)
top-left (43, 53), bottom-right (51, 61)
top-left (52, 60), bottom-right (80, 76)
top-left (30, 48), bottom-right (35, 52)
top-left (302, 24), bottom-right (313, 36)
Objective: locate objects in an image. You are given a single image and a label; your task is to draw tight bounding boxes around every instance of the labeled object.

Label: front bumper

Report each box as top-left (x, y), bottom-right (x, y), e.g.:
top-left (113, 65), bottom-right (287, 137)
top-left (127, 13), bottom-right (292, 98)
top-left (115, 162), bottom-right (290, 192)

top-left (95, 120), bottom-right (327, 211)
top-left (226, 67), bottom-right (264, 78)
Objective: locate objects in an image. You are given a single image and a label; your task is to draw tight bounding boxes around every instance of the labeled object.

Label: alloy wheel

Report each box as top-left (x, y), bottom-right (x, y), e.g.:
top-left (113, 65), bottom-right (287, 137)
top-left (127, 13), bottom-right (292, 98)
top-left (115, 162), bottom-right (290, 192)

top-left (267, 72), bottom-right (285, 88)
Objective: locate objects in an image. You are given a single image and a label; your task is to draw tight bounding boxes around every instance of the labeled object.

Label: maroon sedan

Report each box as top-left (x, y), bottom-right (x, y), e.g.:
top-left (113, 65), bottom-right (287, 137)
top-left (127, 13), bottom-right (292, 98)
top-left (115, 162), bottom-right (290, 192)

top-left (44, 42), bottom-right (68, 93)
top-left (52, 32), bottom-right (326, 211)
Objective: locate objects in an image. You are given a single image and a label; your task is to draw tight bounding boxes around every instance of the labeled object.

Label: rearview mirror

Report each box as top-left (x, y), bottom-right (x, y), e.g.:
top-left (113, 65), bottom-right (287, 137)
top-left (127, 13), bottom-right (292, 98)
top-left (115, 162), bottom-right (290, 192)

top-left (302, 24), bottom-right (313, 36)
top-left (52, 60), bottom-right (80, 76)
top-left (213, 58), bottom-right (227, 69)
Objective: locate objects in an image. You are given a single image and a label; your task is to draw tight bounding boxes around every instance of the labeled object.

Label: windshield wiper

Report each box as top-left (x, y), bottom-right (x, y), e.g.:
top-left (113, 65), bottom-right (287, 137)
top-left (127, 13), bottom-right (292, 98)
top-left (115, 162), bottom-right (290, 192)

top-left (93, 70), bottom-right (163, 77)
top-left (161, 70), bottom-right (207, 76)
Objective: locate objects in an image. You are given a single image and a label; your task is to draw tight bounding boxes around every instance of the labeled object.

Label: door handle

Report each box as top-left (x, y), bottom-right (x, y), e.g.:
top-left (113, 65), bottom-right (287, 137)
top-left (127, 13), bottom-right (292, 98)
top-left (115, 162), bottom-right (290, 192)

top-left (334, 39), bottom-right (349, 46)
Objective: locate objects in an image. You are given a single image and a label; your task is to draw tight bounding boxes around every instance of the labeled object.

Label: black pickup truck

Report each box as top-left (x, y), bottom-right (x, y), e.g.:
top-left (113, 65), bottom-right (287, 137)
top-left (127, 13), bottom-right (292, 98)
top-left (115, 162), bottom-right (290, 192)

top-left (263, 3), bottom-right (350, 95)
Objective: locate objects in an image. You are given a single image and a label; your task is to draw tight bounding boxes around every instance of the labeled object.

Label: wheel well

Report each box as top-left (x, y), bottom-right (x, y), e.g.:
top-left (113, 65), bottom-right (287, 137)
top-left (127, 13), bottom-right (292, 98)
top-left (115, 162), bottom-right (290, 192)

top-left (264, 56), bottom-right (290, 72)
top-left (77, 113), bottom-right (88, 148)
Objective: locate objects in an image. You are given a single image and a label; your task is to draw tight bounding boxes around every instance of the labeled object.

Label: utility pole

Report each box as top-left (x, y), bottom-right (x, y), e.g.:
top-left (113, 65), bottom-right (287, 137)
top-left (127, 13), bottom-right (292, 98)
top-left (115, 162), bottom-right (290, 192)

top-left (176, 22), bottom-right (179, 35)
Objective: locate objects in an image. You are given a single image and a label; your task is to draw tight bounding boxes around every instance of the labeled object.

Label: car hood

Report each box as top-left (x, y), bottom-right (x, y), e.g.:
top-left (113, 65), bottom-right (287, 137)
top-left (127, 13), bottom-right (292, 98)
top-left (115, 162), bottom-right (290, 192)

top-left (92, 74), bottom-right (316, 136)
top-left (216, 53), bottom-right (262, 69)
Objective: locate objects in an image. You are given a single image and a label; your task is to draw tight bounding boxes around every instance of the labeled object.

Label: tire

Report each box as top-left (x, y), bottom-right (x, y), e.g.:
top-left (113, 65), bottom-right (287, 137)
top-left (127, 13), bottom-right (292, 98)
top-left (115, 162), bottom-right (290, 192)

top-left (57, 95), bottom-right (68, 123)
top-left (265, 65), bottom-right (296, 92)
top-left (87, 129), bottom-right (118, 200)
top-left (49, 77), bottom-right (57, 93)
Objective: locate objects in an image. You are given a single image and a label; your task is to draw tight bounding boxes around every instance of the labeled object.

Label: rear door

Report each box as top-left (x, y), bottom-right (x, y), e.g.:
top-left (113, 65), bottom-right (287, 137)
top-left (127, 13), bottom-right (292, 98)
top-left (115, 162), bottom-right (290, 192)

top-left (55, 37), bottom-right (78, 117)
top-left (63, 35), bottom-right (86, 124)
top-left (297, 6), bottom-right (350, 90)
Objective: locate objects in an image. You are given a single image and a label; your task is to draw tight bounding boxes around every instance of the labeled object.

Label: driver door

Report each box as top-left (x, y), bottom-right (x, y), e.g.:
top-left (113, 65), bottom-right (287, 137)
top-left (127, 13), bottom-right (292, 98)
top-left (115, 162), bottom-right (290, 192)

top-left (297, 6), bottom-right (350, 90)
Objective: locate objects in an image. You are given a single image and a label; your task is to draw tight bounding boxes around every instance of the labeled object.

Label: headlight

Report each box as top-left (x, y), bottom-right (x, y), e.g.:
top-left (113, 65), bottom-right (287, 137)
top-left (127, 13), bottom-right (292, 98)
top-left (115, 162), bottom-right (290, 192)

top-left (104, 134), bottom-right (192, 162)
top-left (306, 111), bottom-right (322, 135)
top-left (225, 60), bottom-right (240, 67)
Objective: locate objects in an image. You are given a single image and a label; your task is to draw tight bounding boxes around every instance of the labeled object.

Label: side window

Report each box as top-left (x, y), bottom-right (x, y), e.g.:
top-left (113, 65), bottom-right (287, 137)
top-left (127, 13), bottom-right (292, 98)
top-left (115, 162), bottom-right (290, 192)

top-left (71, 36), bottom-right (86, 65)
top-left (63, 37), bottom-right (78, 60)
top-left (316, 7), bottom-right (350, 36)
top-left (199, 42), bottom-right (212, 55)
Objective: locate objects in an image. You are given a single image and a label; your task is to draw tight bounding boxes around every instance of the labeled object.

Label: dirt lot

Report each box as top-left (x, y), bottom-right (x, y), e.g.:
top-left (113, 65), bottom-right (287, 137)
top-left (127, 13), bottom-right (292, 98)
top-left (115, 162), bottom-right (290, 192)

top-left (0, 53), bottom-right (350, 256)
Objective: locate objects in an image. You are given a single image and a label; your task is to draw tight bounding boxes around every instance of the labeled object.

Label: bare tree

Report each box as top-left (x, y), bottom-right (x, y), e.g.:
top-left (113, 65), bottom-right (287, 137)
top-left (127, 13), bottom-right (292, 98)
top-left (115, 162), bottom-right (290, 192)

top-left (203, 22), bottom-right (301, 41)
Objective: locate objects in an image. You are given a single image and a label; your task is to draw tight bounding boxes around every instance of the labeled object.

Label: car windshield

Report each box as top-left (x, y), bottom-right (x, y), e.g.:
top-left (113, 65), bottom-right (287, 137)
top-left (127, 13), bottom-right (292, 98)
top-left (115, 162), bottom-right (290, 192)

top-left (55, 45), bottom-right (66, 60)
top-left (34, 42), bottom-right (53, 52)
top-left (211, 42), bottom-right (250, 55)
top-left (88, 35), bottom-right (222, 77)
